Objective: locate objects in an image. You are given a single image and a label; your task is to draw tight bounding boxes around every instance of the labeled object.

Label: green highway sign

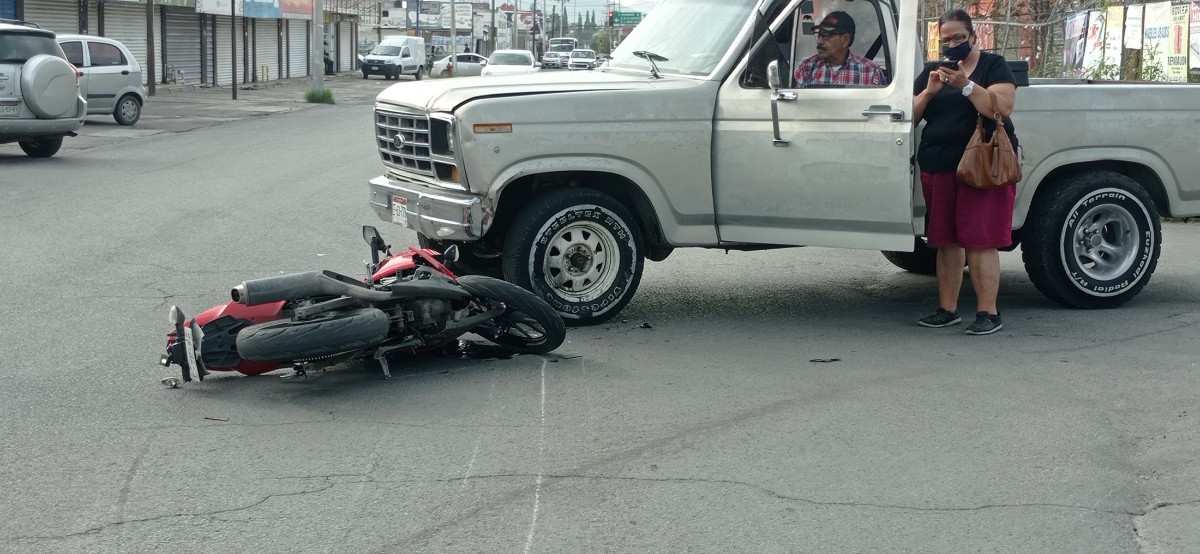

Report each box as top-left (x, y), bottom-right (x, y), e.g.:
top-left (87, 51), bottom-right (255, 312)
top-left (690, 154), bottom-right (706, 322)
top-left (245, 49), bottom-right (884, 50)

top-left (614, 11), bottom-right (642, 25)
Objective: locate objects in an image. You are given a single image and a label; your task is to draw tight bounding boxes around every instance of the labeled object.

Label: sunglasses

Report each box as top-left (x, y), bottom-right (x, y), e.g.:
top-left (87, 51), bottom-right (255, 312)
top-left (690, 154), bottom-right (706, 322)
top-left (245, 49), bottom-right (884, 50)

top-left (816, 31), bottom-right (848, 40)
top-left (940, 33), bottom-right (969, 46)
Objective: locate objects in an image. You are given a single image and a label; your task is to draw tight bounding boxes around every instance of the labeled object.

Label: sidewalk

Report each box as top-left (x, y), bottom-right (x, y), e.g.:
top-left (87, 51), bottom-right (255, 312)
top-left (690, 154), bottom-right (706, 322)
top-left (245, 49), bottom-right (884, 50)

top-left (69, 72), bottom-right (403, 148)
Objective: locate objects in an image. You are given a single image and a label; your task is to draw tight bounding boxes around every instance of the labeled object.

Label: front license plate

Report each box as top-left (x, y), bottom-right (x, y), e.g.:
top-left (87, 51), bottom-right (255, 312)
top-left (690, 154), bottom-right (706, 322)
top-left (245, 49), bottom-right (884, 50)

top-left (0, 103), bottom-right (18, 117)
top-left (391, 195), bottom-right (409, 227)
top-left (371, 66), bottom-right (379, 70)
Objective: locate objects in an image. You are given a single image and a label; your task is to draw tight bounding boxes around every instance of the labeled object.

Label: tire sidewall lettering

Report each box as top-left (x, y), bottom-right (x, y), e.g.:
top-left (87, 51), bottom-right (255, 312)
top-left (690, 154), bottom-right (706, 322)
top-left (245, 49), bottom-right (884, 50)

top-left (528, 204), bottom-right (637, 318)
top-left (1060, 188), bottom-right (1155, 297)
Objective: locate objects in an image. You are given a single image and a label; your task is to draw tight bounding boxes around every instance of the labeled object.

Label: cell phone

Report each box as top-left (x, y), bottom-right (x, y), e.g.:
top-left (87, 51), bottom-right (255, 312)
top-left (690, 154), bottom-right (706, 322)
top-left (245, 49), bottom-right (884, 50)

top-left (939, 60), bottom-right (959, 70)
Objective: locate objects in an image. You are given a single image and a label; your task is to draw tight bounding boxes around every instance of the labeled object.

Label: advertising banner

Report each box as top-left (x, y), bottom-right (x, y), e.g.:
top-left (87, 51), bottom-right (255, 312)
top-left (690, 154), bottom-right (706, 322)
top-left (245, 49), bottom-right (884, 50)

top-left (1143, 1), bottom-right (1171, 80)
top-left (197, 0), bottom-right (237, 15)
top-left (1168, 3), bottom-right (1189, 81)
top-left (281, 0), bottom-right (311, 19)
top-left (243, 0), bottom-right (281, 19)
top-left (926, 21), bottom-right (940, 61)
top-left (1191, 3), bottom-right (1200, 83)
top-left (1125, 4), bottom-right (1144, 49)
top-left (1104, 5), bottom-right (1124, 70)
top-left (1082, 10), bottom-right (1106, 72)
top-left (1063, 12), bottom-right (1088, 74)
top-left (440, 2), bottom-right (472, 29)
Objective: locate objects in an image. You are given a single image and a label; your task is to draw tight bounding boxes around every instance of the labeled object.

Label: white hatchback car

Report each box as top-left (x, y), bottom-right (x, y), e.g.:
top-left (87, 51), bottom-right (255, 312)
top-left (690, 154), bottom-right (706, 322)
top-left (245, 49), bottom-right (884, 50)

top-left (481, 50), bottom-right (539, 76)
top-left (430, 52), bottom-right (488, 77)
top-left (56, 34), bottom-right (145, 125)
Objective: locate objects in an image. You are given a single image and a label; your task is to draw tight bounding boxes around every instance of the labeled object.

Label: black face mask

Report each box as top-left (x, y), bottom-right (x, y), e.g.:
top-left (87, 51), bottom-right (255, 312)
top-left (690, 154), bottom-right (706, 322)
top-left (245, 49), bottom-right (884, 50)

top-left (942, 41), bottom-right (971, 61)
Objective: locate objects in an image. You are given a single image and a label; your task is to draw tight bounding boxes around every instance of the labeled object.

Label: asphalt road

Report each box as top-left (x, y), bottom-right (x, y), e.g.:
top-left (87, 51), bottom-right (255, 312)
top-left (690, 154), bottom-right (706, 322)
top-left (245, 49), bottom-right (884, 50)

top-left (1, 77), bottom-right (1198, 553)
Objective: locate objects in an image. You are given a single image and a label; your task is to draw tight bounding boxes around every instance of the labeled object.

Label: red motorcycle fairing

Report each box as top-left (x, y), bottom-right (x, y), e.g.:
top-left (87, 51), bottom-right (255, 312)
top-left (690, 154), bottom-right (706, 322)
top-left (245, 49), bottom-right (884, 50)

top-left (178, 300), bottom-right (286, 375)
top-left (371, 247), bottom-right (456, 283)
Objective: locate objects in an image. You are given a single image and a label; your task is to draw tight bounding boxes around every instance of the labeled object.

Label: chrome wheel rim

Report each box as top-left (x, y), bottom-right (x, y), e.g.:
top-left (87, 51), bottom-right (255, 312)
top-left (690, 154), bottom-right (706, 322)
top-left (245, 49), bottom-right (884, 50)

top-left (541, 221), bottom-right (620, 302)
top-left (1069, 203), bottom-right (1138, 281)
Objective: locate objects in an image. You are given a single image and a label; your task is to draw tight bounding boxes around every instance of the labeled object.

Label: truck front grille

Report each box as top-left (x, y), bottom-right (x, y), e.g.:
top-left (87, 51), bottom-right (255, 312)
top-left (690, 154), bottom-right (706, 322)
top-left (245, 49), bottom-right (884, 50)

top-left (375, 108), bottom-right (433, 176)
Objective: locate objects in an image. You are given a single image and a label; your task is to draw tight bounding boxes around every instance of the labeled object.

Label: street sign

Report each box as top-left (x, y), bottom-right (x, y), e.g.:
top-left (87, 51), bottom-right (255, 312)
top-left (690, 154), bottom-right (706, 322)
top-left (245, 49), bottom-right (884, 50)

top-left (614, 11), bottom-right (641, 25)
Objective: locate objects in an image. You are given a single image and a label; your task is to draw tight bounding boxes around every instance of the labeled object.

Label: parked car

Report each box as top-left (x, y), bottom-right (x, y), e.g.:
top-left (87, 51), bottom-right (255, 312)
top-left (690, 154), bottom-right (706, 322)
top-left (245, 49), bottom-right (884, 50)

top-left (481, 50), bottom-right (539, 76)
top-left (567, 49), bottom-right (597, 70)
top-left (430, 52), bottom-right (488, 77)
top-left (541, 51), bottom-right (563, 69)
top-left (56, 34), bottom-right (145, 126)
top-left (361, 36), bottom-right (426, 80)
top-left (0, 20), bottom-right (86, 157)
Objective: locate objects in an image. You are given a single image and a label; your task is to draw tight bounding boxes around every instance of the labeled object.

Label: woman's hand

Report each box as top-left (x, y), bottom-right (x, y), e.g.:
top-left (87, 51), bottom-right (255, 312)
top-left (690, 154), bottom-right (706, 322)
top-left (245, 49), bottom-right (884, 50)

top-left (936, 62), bottom-right (969, 90)
top-left (925, 67), bottom-right (946, 94)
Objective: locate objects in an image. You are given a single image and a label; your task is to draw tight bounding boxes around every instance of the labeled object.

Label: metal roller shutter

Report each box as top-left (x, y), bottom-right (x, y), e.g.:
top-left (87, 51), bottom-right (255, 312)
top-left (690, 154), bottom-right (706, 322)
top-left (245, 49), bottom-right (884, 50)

top-left (253, 19), bottom-right (280, 83)
top-left (338, 20), bottom-right (351, 72)
top-left (21, 0), bottom-right (81, 35)
top-left (163, 7), bottom-right (202, 84)
top-left (101, 3), bottom-right (156, 84)
top-left (286, 19), bottom-right (308, 78)
top-left (212, 15), bottom-right (245, 87)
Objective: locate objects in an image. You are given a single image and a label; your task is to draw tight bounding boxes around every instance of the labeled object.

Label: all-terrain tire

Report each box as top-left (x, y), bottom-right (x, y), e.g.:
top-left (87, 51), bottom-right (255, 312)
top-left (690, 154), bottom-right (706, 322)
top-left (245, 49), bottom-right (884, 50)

top-left (19, 137), bottom-right (64, 158)
top-left (1021, 171), bottom-right (1160, 308)
top-left (503, 188), bottom-right (644, 326)
top-left (881, 238), bottom-right (938, 275)
top-left (235, 308), bottom-right (390, 361)
top-left (457, 275), bottom-right (566, 353)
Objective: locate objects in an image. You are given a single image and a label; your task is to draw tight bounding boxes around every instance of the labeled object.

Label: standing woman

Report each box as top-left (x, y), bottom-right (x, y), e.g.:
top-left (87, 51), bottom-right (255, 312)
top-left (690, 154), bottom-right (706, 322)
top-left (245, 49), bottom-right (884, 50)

top-left (913, 9), bottom-right (1018, 335)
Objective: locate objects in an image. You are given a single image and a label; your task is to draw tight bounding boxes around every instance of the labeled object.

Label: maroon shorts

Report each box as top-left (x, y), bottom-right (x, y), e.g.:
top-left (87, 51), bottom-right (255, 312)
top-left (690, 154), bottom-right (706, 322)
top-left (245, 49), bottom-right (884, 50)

top-left (920, 171), bottom-right (1016, 249)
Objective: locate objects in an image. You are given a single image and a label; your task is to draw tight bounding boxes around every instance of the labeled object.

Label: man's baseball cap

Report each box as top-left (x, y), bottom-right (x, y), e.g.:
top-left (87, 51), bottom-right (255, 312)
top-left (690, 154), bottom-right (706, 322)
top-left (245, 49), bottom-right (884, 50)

top-left (815, 11), bottom-right (855, 34)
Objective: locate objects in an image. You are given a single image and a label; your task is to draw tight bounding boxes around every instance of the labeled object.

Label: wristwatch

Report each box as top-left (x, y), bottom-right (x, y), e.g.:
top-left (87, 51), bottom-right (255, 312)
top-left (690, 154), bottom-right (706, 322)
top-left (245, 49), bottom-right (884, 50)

top-left (961, 80), bottom-right (975, 96)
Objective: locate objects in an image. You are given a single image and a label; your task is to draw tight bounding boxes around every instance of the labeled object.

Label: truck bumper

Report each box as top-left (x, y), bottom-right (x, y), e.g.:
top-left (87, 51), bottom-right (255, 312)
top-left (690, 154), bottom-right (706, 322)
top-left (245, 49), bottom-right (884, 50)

top-left (368, 175), bottom-right (485, 241)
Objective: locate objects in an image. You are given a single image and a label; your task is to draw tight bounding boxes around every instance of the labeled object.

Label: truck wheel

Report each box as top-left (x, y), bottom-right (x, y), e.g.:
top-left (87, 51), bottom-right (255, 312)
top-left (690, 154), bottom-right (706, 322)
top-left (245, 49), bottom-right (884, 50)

top-left (235, 308), bottom-right (390, 361)
top-left (881, 238), bottom-right (938, 275)
top-left (19, 137), bottom-right (64, 158)
top-left (1021, 171), bottom-right (1160, 308)
top-left (503, 188), bottom-right (644, 326)
top-left (415, 67), bottom-right (424, 80)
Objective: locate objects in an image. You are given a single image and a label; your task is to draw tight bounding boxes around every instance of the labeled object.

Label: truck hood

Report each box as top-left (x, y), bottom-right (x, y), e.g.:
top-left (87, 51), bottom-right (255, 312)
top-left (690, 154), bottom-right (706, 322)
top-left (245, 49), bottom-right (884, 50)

top-left (375, 70), bottom-right (673, 112)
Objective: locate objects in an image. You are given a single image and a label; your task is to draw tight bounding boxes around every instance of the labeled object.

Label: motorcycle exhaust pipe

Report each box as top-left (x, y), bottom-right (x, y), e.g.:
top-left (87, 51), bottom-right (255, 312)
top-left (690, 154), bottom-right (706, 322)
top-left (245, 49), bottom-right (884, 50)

top-left (232, 270), bottom-right (396, 305)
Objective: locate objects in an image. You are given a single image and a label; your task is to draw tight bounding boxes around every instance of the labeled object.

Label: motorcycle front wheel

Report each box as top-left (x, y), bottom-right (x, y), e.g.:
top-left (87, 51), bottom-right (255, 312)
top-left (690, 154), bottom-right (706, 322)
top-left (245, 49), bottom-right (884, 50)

top-left (457, 276), bottom-right (566, 354)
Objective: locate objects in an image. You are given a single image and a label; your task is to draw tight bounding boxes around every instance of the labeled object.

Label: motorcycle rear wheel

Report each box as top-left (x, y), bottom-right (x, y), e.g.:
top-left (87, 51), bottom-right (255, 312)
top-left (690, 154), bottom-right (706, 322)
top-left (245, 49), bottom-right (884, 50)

top-left (457, 276), bottom-right (566, 354)
top-left (235, 308), bottom-right (390, 362)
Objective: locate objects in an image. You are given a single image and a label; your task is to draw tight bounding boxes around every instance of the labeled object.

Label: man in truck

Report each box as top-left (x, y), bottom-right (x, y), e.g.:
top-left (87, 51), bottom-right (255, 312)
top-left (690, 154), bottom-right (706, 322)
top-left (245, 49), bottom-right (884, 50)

top-left (794, 11), bottom-right (886, 87)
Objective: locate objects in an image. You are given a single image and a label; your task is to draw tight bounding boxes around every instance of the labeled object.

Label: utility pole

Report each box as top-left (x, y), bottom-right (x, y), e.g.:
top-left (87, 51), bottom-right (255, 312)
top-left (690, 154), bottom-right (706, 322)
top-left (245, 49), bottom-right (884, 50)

top-left (449, 0), bottom-right (455, 75)
top-left (489, 0), bottom-right (495, 54)
top-left (145, 0), bottom-right (155, 96)
top-left (312, 0), bottom-right (324, 92)
top-left (231, 0), bottom-right (238, 99)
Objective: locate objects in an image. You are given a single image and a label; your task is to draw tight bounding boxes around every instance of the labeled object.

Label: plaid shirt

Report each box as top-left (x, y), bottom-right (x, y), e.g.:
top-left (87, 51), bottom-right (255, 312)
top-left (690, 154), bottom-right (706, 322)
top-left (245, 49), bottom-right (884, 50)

top-left (794, 52), bottom-right (886, 87)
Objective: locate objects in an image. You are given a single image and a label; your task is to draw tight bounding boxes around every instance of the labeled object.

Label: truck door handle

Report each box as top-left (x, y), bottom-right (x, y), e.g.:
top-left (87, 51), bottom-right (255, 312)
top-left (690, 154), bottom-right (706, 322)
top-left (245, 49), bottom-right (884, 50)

top-left (122, 70), bottom-right (130, 75)
top-left (861, 105), bottom-right (905, 121)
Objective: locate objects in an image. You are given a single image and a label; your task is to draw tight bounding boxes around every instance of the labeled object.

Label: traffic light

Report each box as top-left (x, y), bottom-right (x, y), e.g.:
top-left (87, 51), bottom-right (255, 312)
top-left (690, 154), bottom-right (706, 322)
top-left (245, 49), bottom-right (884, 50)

top-left (607, 11), bottom-right (614, 26)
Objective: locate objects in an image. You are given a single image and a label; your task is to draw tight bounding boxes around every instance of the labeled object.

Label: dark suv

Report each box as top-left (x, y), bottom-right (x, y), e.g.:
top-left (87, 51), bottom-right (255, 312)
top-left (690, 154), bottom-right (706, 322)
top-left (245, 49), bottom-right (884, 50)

top-left (0, 19), bottom-right (86, 158)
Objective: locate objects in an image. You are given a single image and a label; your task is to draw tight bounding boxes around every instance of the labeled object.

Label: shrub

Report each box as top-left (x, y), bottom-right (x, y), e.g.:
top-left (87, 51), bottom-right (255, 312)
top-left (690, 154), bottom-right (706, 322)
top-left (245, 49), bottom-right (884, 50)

top-left (304, 88), bottom-right (335, 104)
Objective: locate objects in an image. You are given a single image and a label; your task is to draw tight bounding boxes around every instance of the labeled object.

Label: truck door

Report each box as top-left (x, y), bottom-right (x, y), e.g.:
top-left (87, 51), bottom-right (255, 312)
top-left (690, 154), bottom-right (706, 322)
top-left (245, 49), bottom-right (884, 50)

top-left (712, 0), bottom-right (917, 251)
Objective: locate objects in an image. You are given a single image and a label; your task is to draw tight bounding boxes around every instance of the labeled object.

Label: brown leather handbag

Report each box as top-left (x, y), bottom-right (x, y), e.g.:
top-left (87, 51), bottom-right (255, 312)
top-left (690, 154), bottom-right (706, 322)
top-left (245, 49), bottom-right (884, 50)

top-left (956, 93), bottom-right (1021, 189)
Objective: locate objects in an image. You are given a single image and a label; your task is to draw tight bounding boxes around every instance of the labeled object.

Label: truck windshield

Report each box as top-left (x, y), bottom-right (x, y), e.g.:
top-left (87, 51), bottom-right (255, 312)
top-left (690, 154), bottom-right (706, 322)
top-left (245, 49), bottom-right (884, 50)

top-left (371, 45), bottom-right (402, 56)
top-left (608, 0), bottom-right (756, 76)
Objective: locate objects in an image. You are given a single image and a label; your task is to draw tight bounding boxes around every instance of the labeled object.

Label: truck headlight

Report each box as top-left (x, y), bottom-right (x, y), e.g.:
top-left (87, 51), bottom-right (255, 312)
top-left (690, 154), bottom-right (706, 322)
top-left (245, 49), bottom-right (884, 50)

top-left (430, 115), bottom-right (455, 156)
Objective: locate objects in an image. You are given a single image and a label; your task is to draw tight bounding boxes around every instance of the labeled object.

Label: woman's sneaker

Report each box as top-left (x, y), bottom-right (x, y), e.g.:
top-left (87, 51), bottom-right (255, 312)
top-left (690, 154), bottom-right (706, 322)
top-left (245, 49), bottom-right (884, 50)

top-left (917, 308), bottom-right (961, 328)
top-left (964, 312), bottom-right (1003, 335)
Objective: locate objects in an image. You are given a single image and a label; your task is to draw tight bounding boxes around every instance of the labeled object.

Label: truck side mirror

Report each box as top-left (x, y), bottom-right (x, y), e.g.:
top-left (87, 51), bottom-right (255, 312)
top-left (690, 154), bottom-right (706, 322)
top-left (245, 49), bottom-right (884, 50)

top-left (767, 59), bottom-right (783, 91)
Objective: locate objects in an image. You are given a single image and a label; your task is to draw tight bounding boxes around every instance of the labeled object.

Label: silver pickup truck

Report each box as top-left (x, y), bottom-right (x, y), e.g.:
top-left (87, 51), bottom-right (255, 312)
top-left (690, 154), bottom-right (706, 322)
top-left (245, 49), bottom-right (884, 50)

top-left (367, 0), bottom-right (1200, 325)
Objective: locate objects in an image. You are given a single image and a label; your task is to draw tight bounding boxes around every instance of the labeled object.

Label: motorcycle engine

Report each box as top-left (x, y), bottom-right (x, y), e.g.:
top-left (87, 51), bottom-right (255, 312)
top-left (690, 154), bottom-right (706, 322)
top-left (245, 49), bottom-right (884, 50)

top-left (401, 299), bottom-right (452, 333)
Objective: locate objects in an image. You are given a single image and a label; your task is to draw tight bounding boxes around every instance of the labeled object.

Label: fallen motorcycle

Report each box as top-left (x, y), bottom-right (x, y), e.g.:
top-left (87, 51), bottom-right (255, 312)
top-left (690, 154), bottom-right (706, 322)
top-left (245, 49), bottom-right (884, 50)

top-left (159, 226), bottom-right (566, 385)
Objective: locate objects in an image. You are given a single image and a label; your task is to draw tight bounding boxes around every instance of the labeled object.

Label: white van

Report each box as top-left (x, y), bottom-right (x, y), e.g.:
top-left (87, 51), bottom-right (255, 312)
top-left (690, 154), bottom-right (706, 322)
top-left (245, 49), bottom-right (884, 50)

top-left (361, 36), bottom-right (426, 80)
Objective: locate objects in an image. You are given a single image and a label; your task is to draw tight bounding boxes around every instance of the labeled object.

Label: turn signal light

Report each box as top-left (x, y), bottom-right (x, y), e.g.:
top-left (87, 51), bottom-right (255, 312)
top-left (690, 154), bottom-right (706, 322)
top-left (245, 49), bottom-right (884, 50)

top-left (474, 123), bottom-right (512, 134)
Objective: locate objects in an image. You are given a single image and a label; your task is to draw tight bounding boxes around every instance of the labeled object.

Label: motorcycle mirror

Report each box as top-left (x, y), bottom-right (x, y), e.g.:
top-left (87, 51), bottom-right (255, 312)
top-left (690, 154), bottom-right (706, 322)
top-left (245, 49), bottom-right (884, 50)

top-left (443, 244), bottom-right (461, 263)
top-left (362, 225), bottom-right (385, 249)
